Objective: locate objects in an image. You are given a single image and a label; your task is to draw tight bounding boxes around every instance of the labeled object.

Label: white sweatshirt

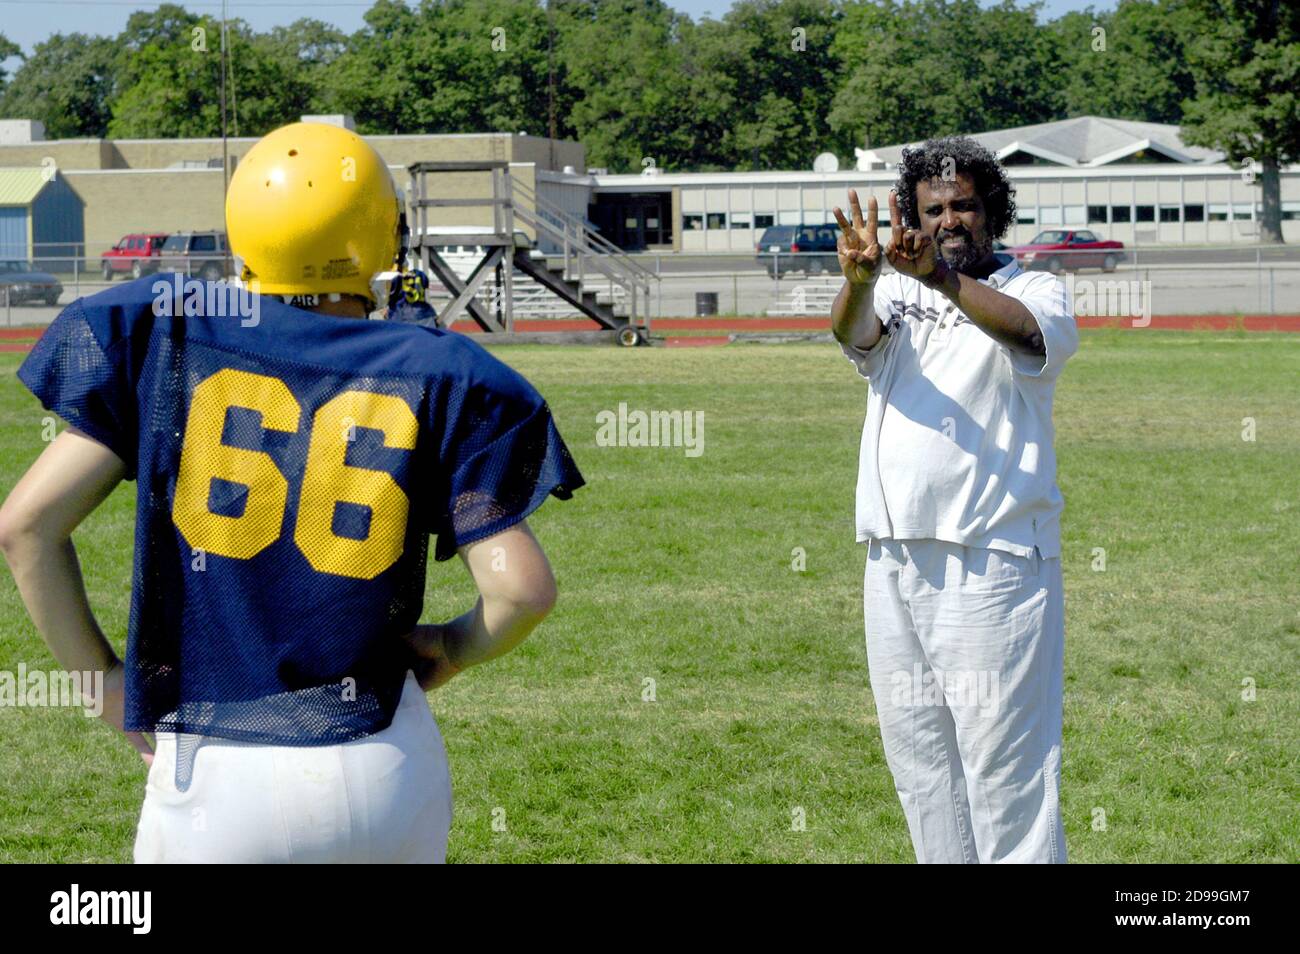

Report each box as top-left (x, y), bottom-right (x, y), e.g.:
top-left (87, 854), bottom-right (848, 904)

top-left (840, 254), bottom-right (1078, 559)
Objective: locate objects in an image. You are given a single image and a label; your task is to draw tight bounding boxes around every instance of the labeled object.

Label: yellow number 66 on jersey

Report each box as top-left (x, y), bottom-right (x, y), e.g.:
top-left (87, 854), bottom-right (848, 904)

top-left (172, 368), bottom-right (418, 580)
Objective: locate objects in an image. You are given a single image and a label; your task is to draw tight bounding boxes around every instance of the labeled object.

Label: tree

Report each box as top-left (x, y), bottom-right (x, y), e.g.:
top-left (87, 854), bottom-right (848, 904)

top-left (0, 34), bottom-right (118, 138)
top-left (323, 0), bottom-right (557, 137)
top-left (1180, 0), bottom-right (1299, 243)
top-left (258, 19), bottom-right (349, 117)
top-left (556, 0), bottom-right (698, 171)
top-left (108, 10), bottom-right (315, 137)
top-left (677, 0), bottom-right (846, 171)
top-left (0, 33), bottom-right (21, 88)
top-left (1051, 1), bottom-right (1197, 124)
top-left (829, 0), bottom-right (1060, 151)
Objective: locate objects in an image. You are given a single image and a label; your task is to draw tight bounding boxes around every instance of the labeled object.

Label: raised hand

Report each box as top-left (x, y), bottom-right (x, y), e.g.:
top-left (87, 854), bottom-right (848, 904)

top-left (884, 189), bottom-right (938, 281)
top-left (833, 189), bottom-right (882, 285)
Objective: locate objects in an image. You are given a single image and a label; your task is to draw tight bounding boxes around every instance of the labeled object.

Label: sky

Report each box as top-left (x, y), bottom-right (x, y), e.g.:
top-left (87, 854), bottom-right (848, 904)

top-left (1, 0), bottom-right (1117, 57)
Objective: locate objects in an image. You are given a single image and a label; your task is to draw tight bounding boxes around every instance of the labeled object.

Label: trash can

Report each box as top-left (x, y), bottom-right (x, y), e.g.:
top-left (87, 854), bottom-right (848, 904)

top-left (695, 291), bottom-right (718, 316)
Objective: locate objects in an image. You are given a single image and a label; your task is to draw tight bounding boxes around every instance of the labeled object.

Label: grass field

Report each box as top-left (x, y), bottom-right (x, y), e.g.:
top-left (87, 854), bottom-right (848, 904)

top-left (1, 330), bottom-right (1297, 863)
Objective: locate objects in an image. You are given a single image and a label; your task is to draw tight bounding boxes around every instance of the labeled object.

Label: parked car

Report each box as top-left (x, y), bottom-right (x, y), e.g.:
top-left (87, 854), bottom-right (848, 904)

top-left (0, 260), bottom-right (63, 306)
top-left (756, 224), bottom-right (841, 278)
top-left (157, 231), bottom-right (233, 281)
top-left (101, 233), bottom-right (169, 281)
top-left (1009, 230), bottom-right (1125, 273)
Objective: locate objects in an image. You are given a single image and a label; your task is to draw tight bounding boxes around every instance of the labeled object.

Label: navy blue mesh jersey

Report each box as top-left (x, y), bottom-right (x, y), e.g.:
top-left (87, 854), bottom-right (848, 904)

top-left (17, 278), bottom-right (584, 745)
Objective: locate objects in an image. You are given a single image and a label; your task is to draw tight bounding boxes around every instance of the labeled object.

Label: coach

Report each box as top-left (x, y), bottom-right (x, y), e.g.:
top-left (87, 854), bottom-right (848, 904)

top-left (830, 137), bottom-right (1077, 863)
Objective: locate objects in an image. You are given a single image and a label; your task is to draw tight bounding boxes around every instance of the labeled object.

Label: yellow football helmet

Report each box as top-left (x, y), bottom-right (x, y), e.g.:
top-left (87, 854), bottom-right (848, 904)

top-left (226, 122), bottom-right (401, 302)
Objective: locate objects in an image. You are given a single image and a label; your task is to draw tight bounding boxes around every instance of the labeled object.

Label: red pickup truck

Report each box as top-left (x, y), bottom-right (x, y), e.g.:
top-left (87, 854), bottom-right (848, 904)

top-left (101, 233), bottom-right (169, 281)
top-left (1009, 230), bottom-right (1125, 273)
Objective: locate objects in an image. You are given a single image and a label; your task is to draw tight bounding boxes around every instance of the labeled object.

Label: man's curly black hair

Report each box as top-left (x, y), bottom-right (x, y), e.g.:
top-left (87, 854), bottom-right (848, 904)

top-left (894, 136), bottom-right (1017, 241)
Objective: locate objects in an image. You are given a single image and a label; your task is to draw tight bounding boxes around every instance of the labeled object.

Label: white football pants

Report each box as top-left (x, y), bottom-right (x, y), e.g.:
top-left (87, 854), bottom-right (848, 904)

top-left (864, 538), bottom-right (1066, 864)
top-left (133, 670), bottom-right (452, 863)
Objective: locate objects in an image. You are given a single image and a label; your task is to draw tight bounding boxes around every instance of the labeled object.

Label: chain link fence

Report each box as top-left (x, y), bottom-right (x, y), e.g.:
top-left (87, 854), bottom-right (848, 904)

top-left (3, 245), bottom-right (1298, 326)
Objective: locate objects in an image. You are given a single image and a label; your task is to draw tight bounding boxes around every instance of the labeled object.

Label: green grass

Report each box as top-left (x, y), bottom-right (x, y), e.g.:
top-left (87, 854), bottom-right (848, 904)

top-left (1, 331), bottom-right (1297, 862)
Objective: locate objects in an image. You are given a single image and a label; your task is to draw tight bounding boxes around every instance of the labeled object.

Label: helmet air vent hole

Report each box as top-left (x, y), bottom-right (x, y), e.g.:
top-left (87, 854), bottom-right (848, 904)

top-left (289, 149), bottom-right (298, 157)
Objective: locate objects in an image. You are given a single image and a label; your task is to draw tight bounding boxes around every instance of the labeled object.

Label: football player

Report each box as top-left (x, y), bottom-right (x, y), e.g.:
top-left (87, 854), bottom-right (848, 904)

top-left (0, 121), bottom-right (584, 863)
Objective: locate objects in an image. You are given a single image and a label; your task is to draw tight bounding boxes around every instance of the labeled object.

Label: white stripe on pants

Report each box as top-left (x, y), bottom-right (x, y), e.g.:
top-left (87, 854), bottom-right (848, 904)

top-left (864, 538), bottom-right (1066, 863)
top-left (133, 670), bottom-right (452, 863)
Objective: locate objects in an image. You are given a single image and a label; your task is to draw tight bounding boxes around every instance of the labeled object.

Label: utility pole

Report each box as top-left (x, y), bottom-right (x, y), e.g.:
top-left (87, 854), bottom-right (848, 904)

top-left (547, 0), bottom-right (556, 169)
top-left (220, 0), bottom-right (229, 201)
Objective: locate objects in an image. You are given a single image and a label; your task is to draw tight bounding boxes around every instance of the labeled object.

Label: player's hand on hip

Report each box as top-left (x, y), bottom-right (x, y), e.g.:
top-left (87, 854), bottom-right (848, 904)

top-left (96, 660), bottom-right (155, 766)
top-left (833, 189), bottom-right (882, 285)
top-left (883, 189), bottom-right (938, 280)
top-left (402, 623), bottom-right (464, 691)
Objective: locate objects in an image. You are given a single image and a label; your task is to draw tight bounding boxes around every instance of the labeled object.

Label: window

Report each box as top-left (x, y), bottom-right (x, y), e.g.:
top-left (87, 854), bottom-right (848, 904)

top-left (1111, 205), bottom-right (1131, 223)
top-left (191, 235), bottom-right (216, 252)
top-left (1159, 206), bottom-right (1180, 223)
top-left (1135, 205), bottom-right (1155, 222)
top-left (1065, 206), bottom-right (1086, 225)
top-left (754, 214), bottom-right (774, 228)
top-left (1282, 202), bottom-right (1300, 221)
top-left (1017, 210), bottom-right (1037, 225)
top-left (1031, 230), bottom-right (1069, 244)
top-left (706, 213), bottom-right (727, 229)
top-left (1072, 231), bottom-right (1098, 244)
top-left (161, 235), bottom-right (185, 252)
top-left (1040, 207), bottom-right (1062, 225)
top-left (730, 217), bottom-right (750, 229)
top-left (1087, 205), bottom-right (1108, 224)
top-left (683, 214), bottom-right (703, 230)
top-left (1184, 204), bottom-right (1205, 222)
top-left (1231, 204), bottom-right (1253, 220)
top-left (1208, 204), bottom-right (1229, 221)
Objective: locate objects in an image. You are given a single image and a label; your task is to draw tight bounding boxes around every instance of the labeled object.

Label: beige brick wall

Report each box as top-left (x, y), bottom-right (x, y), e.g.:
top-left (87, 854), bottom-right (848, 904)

top-left (0, 140), bottom-right (114, 171)
top-left (65, 162), bottom-right (548, 257)
top-left (110, 138), bottom-right (258, 169)
top-left (65, 170), bottom-right (226, 256)
top-left (12, 131), bottom-right (581, 257)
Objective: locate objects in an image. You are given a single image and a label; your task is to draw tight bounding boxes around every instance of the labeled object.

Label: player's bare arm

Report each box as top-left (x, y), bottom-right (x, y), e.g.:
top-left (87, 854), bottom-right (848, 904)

top-left (0, 427), bottom-right (155, 764)
top-left (830, 188), bottom-right (885, 350)
top-left (403, 521), bottom-right (557, 691)
top-left (887, 184), bottom-right (1045, 357)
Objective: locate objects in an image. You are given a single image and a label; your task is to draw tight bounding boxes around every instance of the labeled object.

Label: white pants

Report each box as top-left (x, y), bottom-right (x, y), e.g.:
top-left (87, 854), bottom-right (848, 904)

top-left (864, 538), bottom-right (1066, 863)
top-left (134, 670), bottom-right (452, 863)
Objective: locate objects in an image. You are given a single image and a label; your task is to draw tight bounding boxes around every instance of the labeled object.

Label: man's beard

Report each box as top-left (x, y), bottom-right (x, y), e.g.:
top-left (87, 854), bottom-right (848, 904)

top-left (935, 227), bottom-right (992, 272)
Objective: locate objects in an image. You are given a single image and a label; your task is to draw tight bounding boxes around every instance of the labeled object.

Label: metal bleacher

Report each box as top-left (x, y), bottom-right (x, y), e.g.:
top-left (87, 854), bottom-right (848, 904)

top-left (406, 161), bottom-right (657, 345)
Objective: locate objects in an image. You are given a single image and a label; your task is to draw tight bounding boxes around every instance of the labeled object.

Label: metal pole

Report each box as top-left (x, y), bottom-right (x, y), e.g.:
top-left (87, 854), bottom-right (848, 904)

top-left (1268, 267), bottom-right (1274, 314)
top-left (221, 0), bottom-right (229, 207)
top-left (1256, 245), bottom-right (1262, 314)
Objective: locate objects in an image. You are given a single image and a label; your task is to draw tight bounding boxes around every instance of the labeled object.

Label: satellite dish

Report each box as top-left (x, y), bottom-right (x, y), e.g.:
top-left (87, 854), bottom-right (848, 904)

top-left (813, 152), bottom-right (839, 173)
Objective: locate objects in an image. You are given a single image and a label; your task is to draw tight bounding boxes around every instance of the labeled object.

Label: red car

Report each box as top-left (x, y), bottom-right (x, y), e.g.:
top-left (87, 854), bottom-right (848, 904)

top-left (101, 233), bottom-right (169, 281)
top-left (1009, 230), bottom-right (1125, 273)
